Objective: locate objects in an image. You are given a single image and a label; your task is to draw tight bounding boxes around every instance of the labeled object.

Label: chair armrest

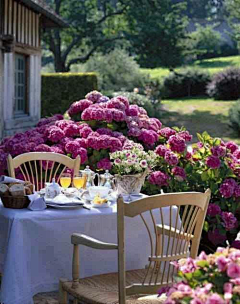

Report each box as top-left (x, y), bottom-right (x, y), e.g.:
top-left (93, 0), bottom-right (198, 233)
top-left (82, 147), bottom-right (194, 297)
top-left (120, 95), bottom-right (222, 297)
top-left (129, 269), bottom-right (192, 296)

top-left (156, 224), bottom-right (194, 240)
top-left (71, 233), bottom-right (118, 250)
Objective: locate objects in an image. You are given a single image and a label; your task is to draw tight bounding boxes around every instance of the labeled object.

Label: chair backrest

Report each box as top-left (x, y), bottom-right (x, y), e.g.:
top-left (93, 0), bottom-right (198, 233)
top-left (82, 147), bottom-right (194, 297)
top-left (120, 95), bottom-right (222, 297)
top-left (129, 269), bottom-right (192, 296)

top-left (117, 190), bottom-right (211, 303)
top-left (7, 152), bottom-right (81, 191)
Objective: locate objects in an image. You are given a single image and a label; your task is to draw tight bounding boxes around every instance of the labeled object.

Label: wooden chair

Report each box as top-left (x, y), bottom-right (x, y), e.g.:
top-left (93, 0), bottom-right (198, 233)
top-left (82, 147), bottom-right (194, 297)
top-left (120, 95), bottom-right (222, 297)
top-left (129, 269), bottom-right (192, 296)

top-left (7, 152), bottom-right (80, 191)
top-left (59, 190), bottom-right (211, 304)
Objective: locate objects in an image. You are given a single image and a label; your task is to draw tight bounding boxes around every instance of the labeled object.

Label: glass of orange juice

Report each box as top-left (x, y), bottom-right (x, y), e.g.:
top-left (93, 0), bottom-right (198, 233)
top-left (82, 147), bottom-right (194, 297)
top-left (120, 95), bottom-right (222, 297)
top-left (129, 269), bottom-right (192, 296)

top-left (73, 172), bottom-right (87, 193)
top-left (60, 173), bottom-right (72, 190)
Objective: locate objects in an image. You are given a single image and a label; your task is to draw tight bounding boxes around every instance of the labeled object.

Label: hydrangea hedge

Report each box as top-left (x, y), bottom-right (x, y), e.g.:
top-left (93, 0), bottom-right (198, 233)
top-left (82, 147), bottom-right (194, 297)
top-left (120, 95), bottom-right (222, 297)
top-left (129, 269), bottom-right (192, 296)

top-left (0, 90), bottom-right (239, 252)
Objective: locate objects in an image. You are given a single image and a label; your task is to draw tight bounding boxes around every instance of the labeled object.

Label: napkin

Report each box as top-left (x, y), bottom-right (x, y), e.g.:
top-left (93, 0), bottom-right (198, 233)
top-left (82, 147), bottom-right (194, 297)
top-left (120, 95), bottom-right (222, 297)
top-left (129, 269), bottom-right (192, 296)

top-left (45, 193), bottom-right (83, 206)
top-left (28, 193), bottom-right (47, 211)
top-left (0, 175), bottom-right (25, 184)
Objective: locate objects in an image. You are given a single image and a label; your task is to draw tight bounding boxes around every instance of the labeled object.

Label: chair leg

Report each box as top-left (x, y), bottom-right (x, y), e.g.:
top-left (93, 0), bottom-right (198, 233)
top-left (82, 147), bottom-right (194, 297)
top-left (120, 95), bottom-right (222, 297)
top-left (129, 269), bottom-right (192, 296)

top-left (59, 278), bottom-right (68, 304)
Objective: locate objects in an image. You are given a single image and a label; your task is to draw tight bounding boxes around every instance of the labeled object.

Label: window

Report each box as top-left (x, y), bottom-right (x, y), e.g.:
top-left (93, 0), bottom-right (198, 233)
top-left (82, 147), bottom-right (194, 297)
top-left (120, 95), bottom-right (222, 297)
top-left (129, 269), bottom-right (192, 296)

top-left (14, 54), bottom-right (28, 115)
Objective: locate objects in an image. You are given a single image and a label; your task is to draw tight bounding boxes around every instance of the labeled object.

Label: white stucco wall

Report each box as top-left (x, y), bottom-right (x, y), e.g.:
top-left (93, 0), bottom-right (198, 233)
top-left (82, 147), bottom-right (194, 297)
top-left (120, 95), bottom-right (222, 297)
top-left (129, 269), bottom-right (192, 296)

top-left (2, 52), bottom-right (41, 138)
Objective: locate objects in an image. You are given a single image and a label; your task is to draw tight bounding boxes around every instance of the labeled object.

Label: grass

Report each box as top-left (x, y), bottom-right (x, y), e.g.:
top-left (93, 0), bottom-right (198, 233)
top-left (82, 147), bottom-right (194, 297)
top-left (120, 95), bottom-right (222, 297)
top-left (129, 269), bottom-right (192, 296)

top-left (142, 55), bottom-right (240, 80)
top-left (159, 97), bottom-right (240, 145)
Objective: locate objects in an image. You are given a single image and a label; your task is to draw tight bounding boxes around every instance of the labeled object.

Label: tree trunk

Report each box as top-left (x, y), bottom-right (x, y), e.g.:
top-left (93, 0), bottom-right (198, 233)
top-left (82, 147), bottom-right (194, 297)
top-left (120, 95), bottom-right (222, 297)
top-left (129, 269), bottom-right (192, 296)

top-left (54, 54), bottom-right (69, 72)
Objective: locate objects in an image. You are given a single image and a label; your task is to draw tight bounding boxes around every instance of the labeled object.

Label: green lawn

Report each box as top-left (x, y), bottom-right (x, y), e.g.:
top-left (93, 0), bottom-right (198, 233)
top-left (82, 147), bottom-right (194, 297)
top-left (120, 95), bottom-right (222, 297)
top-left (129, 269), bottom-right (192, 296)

top-left (142, 55), bottom-right (240, 80)
top-left (159, 97), bottom-right (240, 145)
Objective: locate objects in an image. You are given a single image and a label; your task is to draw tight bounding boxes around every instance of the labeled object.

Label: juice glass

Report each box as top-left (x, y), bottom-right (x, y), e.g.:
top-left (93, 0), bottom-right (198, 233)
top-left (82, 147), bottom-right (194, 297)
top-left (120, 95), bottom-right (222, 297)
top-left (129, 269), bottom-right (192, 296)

top-left (60, 173), bottom-right (72, 190)
top-left (73, 173), bottom-right (87, 193)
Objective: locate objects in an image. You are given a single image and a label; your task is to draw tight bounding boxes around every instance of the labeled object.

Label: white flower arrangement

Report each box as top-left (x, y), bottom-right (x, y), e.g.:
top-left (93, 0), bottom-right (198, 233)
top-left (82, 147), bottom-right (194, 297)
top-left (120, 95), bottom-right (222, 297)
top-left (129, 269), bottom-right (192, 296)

top-left (110, 146), bottom-right (157, 175)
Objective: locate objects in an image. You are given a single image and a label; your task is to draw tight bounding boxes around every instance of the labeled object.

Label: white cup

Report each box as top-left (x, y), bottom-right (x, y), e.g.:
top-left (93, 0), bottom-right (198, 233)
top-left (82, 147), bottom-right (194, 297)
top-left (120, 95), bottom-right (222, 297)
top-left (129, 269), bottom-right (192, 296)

top-left (88, 186), bottom-right (110, 199)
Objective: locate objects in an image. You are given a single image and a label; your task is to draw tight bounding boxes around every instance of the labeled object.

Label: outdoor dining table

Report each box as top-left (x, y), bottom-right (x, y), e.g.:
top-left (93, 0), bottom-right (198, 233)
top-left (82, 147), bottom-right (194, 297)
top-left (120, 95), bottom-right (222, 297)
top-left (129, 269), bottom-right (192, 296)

top-left (0, 196), bottom-right (180, 304)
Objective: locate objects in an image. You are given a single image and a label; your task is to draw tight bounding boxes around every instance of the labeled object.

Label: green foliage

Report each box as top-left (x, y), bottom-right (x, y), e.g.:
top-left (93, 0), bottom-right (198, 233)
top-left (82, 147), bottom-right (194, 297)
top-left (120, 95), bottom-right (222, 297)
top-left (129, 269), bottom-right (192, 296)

top-left (84, 49), bottom-right (148, 93)
top-left (113, 92), bottom-right (161, 119)
top-left (125, 0), bottom-right (188, 68)
top-left (226, 0), bottom-right (240, 51)
top-left (229, 99), bottom-right (240, 134)
top-left (207, 67), bottom-right (240, 100)
top-left (41, 73), bottom-right (97, 117)
top-left (163, 68), bottom-right (211, 98)
top-left (187, 24), bottom-right (223, 60)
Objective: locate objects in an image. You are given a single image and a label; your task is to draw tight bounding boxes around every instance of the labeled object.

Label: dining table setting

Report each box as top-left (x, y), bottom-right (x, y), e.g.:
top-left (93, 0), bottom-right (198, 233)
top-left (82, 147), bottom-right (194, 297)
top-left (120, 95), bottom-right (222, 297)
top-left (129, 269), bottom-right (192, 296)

top-left (0, 164), bottom-right (180, 304)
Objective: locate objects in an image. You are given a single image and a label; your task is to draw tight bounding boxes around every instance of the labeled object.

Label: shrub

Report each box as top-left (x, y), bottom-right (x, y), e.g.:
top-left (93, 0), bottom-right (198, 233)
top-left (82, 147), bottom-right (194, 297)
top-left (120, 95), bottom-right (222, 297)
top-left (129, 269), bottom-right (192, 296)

top-left (163, 68), bottom-right (211, 98)
top-left (83, 49), bottom-right (148, 93)
top-left (229, 99), bottom-right (240, 134)
top-left (207, 67), bottom-right (240, 100)
top-left (41, 73), bottom-right (98, 117)
top-left (112, 92), bottom-right (161, 119)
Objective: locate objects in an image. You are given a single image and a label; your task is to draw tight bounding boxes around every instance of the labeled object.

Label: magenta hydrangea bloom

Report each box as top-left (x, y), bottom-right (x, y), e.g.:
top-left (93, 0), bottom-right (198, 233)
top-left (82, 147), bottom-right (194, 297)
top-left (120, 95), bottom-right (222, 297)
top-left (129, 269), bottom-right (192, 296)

top-left (207, 203), bottom-right (221, 217)
top-left (115, 95), bottom-right (129, 109)
top-left (148, 118), bottom-right (162, 132)
top-left (158, 127), bottom-right (176, 139)
top-left (72, 147), bottom-right (88, 163)
top-left (171, 166), bottom-right (186, 182)
top-left (164, 151), bottom-right (179, 166)
top-left (55, 119), bottom-right (74, 130)
top-left (79, 126), bottom-right (93, 138)
top-left (64, 123), bottom-right (80, 137)
top-left (148, 171), bottom-right (170, 187)
top-left (206, 156), bottom-right (221, 169)
top-left (231, 240), bottom-right (240, 249)
top-left (139, 129), bottom-right (158, 146)
top-left (233, 149), bottom-right (240, 159)
top-left (51, 145), bottom-right (64, 154)
top-left (96, 128), bottom-right (114, 136)
top-left (168, 135), bottom-right (186, 153)
top-left (111, 109), bottom-right (126, 122)
top-left (226, 141), bottom-right (239, 153)
top-left (178, 130), bottom-right (192, 142)
top-left (85, 90), bottom-right (102, 103)
top-left (155, 145), bottom-right (169, 157)
top-left (128, 127), bottom-right (142, 137)
top-left (47, 126), bottom-right (65, 143)
top-left (97, 158), bottom-right (112, 171)
top-left (98, 96), bottom-right (110, 103)
top-left (219, 178), bottom-right (237, 198)
top-left (126, 105), bottom-right (139, 117)
top-left (234, 184), bottom-right (240, 197)
top-left (221, 212), bottom-right (238, 231)
top-left (211, 145), bottom-right (226, 157)
top-left (34, 144), bottom-right (52, 152)
top-left (65, 140), bottom-right (81, 154)
top-left (107, 98), bottom-right (126, 111)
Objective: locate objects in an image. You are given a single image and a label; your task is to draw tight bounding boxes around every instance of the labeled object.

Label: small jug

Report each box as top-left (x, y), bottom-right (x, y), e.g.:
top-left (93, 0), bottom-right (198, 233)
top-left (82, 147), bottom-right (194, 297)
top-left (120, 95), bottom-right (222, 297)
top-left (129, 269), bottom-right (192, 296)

top-left (80, 166), bottom-right (99, 188)
top-left (99, 170), bottom-right (114, 189)
top-left (45, 178), bottom-right (61, 199)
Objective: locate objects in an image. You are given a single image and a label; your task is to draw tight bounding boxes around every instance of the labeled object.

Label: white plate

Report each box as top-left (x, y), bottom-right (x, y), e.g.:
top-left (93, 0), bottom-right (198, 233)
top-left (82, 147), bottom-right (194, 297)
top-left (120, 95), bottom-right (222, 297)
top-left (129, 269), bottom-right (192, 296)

top-left (82, 193), bottom-right (116, 203)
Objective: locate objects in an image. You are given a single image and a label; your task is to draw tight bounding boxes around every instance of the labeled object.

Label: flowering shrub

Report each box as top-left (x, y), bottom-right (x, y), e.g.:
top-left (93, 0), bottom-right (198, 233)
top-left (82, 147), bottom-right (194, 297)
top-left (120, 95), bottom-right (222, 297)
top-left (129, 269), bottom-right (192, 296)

top-left (158, 247), bottom-right (240, 304)
top-left (110, 145), bottom-right (157, 175)
top-left (0, 90), bottom-right (239, 252)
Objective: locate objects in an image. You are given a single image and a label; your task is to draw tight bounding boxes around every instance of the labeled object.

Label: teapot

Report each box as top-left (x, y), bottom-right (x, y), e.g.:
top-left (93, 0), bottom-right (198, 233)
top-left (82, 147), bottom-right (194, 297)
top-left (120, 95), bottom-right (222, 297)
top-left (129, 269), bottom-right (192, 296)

top-left (80, 166), bottom-right (99, 188)
top-left (45, 178), bottom-right (61, 199)
top-left (99, 170), bottom-right (115, 189)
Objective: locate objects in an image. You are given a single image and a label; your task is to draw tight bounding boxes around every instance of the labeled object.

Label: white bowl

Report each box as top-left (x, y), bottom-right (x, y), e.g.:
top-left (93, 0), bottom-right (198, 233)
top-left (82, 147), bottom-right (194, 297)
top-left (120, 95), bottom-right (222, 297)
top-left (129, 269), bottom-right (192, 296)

top-left (88, 186), bottom-right (111, 199)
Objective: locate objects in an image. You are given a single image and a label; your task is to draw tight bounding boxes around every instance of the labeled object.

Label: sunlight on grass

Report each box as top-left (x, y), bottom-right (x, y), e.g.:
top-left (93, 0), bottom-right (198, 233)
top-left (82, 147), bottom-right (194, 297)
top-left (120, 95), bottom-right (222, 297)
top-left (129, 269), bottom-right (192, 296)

top-left (142, 55), bottom-right (240, 80)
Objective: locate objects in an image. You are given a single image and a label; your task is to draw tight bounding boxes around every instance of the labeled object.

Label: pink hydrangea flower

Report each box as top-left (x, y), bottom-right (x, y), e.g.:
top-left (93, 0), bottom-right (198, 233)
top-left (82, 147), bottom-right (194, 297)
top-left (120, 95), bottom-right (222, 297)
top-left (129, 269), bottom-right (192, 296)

top-left (179, 258), bottom-right (197, 273)
top-left (128, 127), bottom-right (142, 137)
top-left (171, 166), bottom-right (186, 182)
top-left (206, 293), bottom-right (224, 304)
top-left (165, 151), bottom-right (179, 166)
top-left (221, 212), bottom-right (237, 231)
top-left (115, 95), bottom-right (129, 109)
top-left (226, 141), bottom-right (239, 153)
top-left (148, 171), bottom-right (170, 187)
top-left (207, 204), bottom-right (221, 217)
top-left (158, 127), bottom-right (176, 139)
top-left (216, 255), bottom-right (229, 271)
top-left (126, 105), bottom-right (139, 117)
top-left (139, 129), bottom-right (159, 146)
top-left (34, 144), bottom-right (52, 152)
top-left (231, 240), bottom-right (240, 249)
top-left (219, 178), bottom-right (237, 198)
top-left (234, 184), bottom-right (240, 197)
top-left (223, 283), bottom-right (233, 301)
top-left (168, 135), bottom-right (186, 153)
top-left (64, 123), bottom-right (80, 137)
top-left (206, 156), bottom-right (221, 169)
top-left (72, 147), bottom-right (88, 163)
top-left (98, 96), bottom-right (110, 103)
top-left (211, 145), bottom-right (226, 158)
top-left (47, 126), bottom-right (65, 143)
top-left (178, 130), bottom-right (192, 142)
top-left (97, 158), bottom-right (112, 171)
top-left (65, 140), bottom-right (81, 154)
top-left (233, 149), bottom-right (240, 159)
top-left (111, 109), bottom-right (126, 122)
top-left (79, 126), bottom-right (93, 138)
top-left (55, 119), bottom-right (74, 130)
top-left (85, 90), bottom-right (102, 103)
top-left (51, 145), bottom-right (64, 154)
top-left (107, 98), bottom-right (126, 111)
top-left (208, 229), bottom-right (227, 246)
top-left (96, 128), bottom-right (114, 136)
top-left (227, 263), bottom-right (240, 279)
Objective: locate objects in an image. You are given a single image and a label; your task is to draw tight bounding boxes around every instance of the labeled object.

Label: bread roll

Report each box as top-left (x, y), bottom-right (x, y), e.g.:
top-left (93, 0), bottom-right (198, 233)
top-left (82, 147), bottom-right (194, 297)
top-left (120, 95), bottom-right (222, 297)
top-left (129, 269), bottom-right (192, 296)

top-left (24, 182), bottom-right (34, 194)
top-left (24, 186), bottom-right (32, 195)
top-left (0, 184), bottom-right (9, 196)
top-left (9, 184), bottom-right (25, 197)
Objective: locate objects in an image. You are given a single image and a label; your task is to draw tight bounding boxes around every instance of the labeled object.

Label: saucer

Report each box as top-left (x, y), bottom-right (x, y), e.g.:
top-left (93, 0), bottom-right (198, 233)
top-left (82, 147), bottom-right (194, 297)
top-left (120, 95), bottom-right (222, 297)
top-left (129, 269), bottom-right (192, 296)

top-left (91, 200), bottom-right (111, 208)
top-left (82, 192), bottom-right (115, 203)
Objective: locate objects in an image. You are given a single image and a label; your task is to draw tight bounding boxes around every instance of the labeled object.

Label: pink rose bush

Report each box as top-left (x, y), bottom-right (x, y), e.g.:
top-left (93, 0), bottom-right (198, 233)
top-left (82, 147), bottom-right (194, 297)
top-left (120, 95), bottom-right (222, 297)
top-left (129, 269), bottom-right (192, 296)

top-left (0, 91), bottom-right (239, 252)
top-left (158, 247), bottom-right (240, 304)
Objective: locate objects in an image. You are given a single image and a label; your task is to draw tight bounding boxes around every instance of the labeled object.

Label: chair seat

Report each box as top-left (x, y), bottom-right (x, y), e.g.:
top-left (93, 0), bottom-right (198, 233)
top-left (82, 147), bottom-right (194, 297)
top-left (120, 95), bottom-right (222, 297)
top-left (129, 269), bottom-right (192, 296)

top-left (62, 269), bottom-right (167, 304)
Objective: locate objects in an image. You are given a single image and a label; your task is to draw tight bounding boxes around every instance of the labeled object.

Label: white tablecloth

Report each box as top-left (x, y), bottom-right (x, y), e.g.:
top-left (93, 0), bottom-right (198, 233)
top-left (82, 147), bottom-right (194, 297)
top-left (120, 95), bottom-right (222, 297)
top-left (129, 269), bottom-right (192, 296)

top-left (0, 198), bottom-right (179, 304)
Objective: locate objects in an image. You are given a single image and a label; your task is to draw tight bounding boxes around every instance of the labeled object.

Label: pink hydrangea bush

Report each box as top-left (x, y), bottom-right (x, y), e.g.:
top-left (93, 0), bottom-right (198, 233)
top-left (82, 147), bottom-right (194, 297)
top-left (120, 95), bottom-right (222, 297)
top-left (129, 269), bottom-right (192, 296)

top-left (0, 91), bottom-right (239, 252)
top-left (158, 247), bottom-right (240, 304)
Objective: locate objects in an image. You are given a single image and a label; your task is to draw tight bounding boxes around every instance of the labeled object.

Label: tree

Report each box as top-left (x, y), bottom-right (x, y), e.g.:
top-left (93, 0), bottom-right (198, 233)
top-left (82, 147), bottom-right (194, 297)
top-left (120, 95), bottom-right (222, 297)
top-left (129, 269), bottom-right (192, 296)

top-left (43, 0), bottom-right (128, 72)
top-left (124, 0), bottom-right (188, 68)
top-left (226, 0), bottom-right (240, 50)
